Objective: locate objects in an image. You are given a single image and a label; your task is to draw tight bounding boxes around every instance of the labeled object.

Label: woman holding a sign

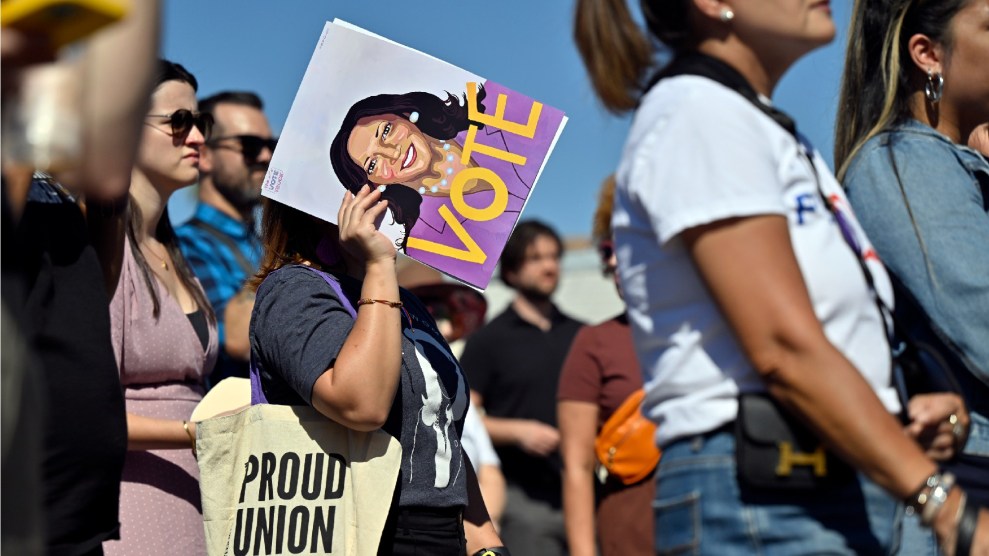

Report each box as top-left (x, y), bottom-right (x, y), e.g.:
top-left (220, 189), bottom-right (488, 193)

top-left (575, 0), bottom-right (988, 554)
top-left (247, 190), bottom-right (506, 555)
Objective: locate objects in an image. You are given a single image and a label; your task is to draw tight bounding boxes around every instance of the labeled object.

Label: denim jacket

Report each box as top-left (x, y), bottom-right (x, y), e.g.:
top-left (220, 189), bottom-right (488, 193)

top-left (844, 119), bottom-right (989, 455)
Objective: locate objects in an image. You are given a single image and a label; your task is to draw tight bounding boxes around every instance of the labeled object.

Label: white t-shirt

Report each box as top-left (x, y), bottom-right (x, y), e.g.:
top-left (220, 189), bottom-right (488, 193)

top-left (614, 75), bottom-right (901, 446)
top-left (460, 403), bottom-right (500, 471)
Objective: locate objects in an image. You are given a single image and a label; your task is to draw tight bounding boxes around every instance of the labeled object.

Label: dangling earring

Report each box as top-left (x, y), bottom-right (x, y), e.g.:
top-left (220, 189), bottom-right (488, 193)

top-left (719, 7), bottom-right (734, 22)
top-left (925, 69), bottom-right (944, 105)
top-left (409, 111), bottom-right (420, 124)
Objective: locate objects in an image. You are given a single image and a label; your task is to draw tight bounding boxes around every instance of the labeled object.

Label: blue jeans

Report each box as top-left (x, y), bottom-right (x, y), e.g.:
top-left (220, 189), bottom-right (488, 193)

top-left (965, 411), bottom-right (989, 457)
top-left (653, 429), bottom-right (901, 555)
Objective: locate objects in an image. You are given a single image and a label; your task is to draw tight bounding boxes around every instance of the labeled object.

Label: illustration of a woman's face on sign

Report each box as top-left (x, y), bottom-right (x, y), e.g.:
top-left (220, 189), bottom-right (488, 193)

top-left (329, 86), bottom-right (489, 248)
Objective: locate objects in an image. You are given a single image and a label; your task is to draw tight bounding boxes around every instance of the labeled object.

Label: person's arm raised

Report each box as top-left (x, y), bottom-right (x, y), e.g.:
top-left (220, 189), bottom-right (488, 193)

top-left (681, 214), bottom-right (981, 551)
top-left (78, 0), bottom-right (159, 297)
top-left (310, 186), bottom-right (401, 431)
top-left (76, 0), bottom-right (159, 203)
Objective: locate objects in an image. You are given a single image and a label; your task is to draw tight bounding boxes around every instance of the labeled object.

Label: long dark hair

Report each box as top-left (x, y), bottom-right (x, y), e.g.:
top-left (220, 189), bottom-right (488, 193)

top-left (129, 59), bottom-right (214, 321)
top-left (247, 198), bottom-right (336, 291)
top-left (328, 87), bottom-right (487, 248)
top-left (834, 0), bottom-right (968, 179)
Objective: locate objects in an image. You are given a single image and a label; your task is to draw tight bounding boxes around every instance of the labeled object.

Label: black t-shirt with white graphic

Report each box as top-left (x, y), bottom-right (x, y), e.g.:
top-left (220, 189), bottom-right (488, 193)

top-left (251, 265), bottom-right (468, 509)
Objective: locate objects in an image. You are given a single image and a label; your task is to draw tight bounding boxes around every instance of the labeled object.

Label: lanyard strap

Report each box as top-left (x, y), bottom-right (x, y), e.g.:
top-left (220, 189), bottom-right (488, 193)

top-left (650, 52), bottom-right (893, 320)
top-left (652, 54), bottom-right (972, 403)
top-left (649, 54), bottom-right (932, 405)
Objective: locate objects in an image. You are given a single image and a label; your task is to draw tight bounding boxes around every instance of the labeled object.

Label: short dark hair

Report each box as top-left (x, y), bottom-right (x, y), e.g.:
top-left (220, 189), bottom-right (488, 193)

top-left (498, 219), bottom-right (564, 286)
top-left (155, 59), bottom-right (198, 91)
top-left (198, 91), bottom-right (264, 116)
top-left (198, 91), bottom-right (265, 138)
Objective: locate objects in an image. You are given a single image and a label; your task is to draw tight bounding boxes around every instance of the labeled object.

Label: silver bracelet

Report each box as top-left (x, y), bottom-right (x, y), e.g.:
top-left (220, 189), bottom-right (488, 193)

top-left (905, 472), bottom-right (957, 525)
top-left (920, 472), bottom-right (955, 526)
top-left (905, 472), bottom-right (939, 517)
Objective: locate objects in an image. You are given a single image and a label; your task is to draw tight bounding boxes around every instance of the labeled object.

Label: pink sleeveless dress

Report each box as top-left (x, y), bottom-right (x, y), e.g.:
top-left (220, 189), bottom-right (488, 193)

top-left (103, 236), bottom-right (218, 555)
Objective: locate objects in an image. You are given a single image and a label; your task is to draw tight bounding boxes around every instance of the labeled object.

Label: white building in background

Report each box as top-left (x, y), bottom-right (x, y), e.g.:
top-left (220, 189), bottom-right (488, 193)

top-left (172, 187), bottom-right (621, 324)
top-left (454, 237), bottom-right (624, 326)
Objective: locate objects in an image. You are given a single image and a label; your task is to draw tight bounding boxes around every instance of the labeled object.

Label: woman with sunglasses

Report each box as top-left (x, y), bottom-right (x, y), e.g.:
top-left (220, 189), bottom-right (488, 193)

top-left (575, 0), bottom-right (987, 553)
top-left (100, 59), bottom-right (218, 555)
top-left (557, 175), bottom-right (654, 556)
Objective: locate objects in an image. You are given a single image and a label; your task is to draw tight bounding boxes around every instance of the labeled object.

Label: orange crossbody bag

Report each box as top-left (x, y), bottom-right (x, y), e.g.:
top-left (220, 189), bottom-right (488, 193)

top-left (594, 389), bottom-right (661, 485)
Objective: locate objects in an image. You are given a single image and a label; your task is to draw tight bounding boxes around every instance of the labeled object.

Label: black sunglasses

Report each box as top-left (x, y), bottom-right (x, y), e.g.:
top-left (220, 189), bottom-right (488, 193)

top-left (598, 239), bottom-right (616, 276)
top-left (145, 109), bottom-right (214, 140)
top-left (206, 135), bottom-right (278, 164)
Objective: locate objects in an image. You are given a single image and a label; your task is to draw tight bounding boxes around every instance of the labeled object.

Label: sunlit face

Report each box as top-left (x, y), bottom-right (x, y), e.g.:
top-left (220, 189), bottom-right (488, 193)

top-left (941, 0), bottom-right (989, 130)
top-left (137, 80), bottom-right (204, 194)
top-left (346, 114), bottom-right (433, 186)
top-left (506, 234), bottom-right (562, 299)
top-left (730, 0), bottom-right (836, 64)
top-left (204, 103), bottom-right (274, 208)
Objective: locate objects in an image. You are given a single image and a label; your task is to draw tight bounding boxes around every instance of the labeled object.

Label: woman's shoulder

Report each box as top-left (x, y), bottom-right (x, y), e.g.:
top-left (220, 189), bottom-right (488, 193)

top-left (255, 265), bottom-right (345, 304)
top-left (846, 123), bottom-right (968, 184)
top-left (630, 76), bottom-right (787, 166)
top-left (639, 76), bottom-right (777, 130)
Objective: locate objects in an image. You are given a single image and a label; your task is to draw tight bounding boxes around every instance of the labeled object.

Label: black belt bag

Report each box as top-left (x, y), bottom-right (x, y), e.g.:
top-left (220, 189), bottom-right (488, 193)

top-left (734, 393), bottom-right (854, 490)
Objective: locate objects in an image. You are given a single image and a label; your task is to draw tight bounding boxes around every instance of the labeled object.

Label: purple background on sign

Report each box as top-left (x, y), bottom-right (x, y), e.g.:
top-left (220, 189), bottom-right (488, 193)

top-left (405, 80), bottom-right (566, 289)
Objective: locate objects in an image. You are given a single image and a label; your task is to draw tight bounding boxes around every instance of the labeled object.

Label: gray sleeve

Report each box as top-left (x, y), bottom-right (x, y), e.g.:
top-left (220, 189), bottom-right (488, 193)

top-left (253, 268), bottom-right (355, 404)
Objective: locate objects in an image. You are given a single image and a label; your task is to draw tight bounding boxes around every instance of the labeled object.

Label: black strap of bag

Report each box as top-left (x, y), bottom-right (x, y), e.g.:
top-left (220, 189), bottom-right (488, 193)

top-left (650, 52), bottom-right (975, 404)
top-left (648, 52), bottom-right (976, 490)
top-left (649, 53), bottom-right (860, 489)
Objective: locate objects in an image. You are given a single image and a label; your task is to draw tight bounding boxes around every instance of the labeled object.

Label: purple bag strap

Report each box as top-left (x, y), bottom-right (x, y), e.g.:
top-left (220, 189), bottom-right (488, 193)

top-left (250, 266), bottom-right (357, 405)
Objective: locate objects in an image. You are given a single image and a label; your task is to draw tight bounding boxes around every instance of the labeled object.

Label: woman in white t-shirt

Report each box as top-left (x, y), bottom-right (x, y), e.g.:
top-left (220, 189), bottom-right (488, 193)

top-left (573, 0), bottom-right (988, 554)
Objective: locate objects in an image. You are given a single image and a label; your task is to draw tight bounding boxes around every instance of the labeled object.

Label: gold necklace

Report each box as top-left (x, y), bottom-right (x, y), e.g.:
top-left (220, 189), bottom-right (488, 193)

top-left (143, 241), bottom-right (170, 271)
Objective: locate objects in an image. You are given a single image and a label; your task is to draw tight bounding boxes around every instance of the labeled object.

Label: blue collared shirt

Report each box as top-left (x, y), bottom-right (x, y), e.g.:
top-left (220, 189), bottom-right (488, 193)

top-left (176, 203), bottom-right (262, 385)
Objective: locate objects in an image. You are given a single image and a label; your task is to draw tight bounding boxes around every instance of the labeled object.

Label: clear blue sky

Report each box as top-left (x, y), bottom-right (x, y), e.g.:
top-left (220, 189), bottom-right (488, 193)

top-left (163, 1), bottom-right (853, 237)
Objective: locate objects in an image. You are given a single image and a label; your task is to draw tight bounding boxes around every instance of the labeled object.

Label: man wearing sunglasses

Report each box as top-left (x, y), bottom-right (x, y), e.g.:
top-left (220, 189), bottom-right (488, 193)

top-left (176, 90), bottom-right (275, 388)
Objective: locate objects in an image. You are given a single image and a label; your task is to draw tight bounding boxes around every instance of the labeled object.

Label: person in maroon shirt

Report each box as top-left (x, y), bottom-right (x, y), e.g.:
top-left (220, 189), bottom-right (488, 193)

top-left (557, 176), bottom-right (655, 556)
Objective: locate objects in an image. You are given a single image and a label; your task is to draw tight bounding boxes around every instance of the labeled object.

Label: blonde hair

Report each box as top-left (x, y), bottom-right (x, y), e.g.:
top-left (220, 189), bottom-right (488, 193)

top-left (834, 0), bottom-right (968, 180)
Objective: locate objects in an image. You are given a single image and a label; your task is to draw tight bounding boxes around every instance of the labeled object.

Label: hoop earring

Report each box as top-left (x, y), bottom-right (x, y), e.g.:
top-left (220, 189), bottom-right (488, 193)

top-left (719, 7), bottom-right (734, 22)
top-left (925, 69), bottom-right (944, 105)
top-left (409, 111), bottom-right (420, 124)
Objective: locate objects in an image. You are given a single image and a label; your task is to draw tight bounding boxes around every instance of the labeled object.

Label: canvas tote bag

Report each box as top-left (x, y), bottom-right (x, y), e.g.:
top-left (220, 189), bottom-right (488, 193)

top-left (196, 266), bottom-right (403, 555)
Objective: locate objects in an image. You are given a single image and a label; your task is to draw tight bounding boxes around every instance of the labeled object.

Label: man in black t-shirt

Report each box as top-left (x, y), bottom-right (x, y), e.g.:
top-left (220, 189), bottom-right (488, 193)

top-left (460, 220), bottom-right (583, 556)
